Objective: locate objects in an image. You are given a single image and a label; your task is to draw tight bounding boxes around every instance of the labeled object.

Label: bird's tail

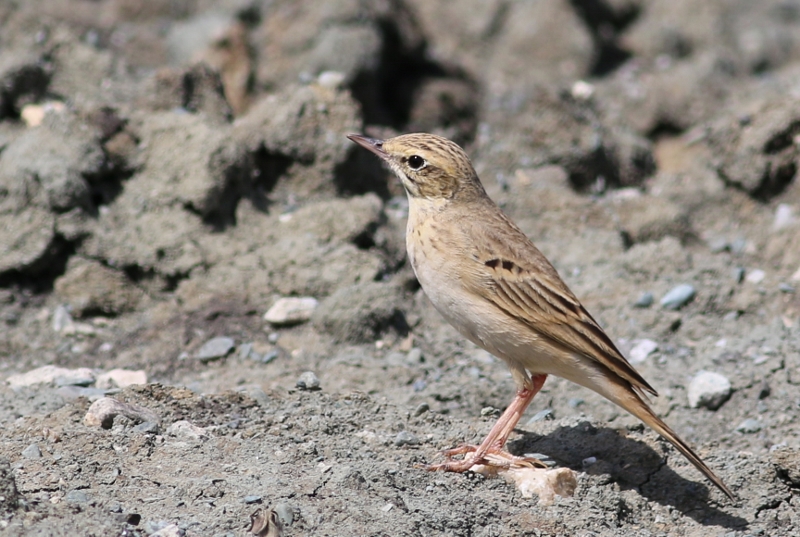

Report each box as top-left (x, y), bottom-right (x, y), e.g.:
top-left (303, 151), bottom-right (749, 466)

top-left (609, 384), bottom-right (736, 501)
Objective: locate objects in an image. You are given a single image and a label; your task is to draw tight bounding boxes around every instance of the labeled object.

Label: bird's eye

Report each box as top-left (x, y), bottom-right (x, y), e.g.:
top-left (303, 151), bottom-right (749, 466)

top-left (407, 155), bottom-right (425, 170)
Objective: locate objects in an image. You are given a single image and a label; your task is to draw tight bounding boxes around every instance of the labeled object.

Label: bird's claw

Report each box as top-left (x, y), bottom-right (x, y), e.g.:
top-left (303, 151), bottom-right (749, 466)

top-left (426, 445), bottom-right (547, 472)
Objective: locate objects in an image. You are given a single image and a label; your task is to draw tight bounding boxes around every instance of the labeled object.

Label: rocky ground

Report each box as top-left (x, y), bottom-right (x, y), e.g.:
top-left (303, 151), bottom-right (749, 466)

top-left (1, 0), bottom-right (799, 535)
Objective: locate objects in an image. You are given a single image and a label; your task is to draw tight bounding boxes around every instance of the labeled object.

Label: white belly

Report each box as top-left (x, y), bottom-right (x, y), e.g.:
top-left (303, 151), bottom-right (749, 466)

top-left (407, 226), bottom-right (523, 358)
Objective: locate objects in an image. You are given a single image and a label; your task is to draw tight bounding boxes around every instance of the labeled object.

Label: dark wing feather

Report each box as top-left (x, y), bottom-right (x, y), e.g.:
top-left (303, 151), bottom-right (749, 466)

top-left (469, 212), bottom-right (657, 397)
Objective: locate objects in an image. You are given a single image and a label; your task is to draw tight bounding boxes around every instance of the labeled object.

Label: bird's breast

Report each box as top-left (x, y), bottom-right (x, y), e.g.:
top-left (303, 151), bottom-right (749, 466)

top-left (406, 214), bottom-right (493, 348)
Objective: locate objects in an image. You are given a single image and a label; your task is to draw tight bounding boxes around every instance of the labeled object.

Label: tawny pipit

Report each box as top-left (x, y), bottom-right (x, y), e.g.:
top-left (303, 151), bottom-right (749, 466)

top-left (347, 132), bottom-right (735, 500)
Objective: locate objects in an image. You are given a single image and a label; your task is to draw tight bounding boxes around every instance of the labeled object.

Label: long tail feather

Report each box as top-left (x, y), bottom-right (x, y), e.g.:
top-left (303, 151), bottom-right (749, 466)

top-left (615, 389), bottom-right (736, 500)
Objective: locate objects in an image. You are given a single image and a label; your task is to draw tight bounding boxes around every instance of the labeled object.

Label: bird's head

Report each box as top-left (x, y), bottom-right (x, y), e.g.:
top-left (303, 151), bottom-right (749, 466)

top-left (347, 133), bottom-right (485, 201)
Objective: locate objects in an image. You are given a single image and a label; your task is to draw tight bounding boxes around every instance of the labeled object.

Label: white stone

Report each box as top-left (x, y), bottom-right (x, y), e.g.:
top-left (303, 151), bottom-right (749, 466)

top-left (773, 203), bottom-right (795, 231)
top-left (21, 101), bottom-right (66, 127)
top-left (149, 524), bottom-right (184, 537)
top-left (688, 371), bottom-right (732, 410)
top-left (317, 71), bottom-right (346, 89)
top-left (52, 305), bottom-right (73, 333)
top-left (745, 269), bottom-right (766, 284)
top-left (264, 297), bottom-right (319, 325)
top-left (166, 420), bottom-right (210, 441)
top-left (7, 365), bottom-right (95, 388)
top-left (95, 369), bottom-right (148, 389)
top-left (570, 80), bottom-right (594, 100)
top-left (629, 339), bottom-right (658, 364)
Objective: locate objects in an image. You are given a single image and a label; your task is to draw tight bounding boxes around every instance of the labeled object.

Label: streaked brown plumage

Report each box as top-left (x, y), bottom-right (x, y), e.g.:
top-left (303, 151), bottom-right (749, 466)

top-left (347, 132), bottom-right (735, 501)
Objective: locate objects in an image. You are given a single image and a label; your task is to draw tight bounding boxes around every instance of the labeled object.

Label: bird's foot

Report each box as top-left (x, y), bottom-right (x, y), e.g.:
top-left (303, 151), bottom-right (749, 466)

top-left (426, 444), bottom-right (547, 472)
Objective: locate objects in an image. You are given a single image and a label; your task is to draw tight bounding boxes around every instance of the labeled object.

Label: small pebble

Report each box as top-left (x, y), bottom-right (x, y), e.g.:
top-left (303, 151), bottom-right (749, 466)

top-left (263, 297), bottom-right (319, 325)
top-left (745, 269), bottom-right (765, 284)
top-left (687, 371), bottom-right (732, 410)
top-left (242, 386), bottom-right (270, 407)
top-left (243, 495), bottom-right (263, 504)
top-left (570, 80), bottom-right (594, 100)
top-left (166, 420), bottom-right (209, 441)
top-left (660, 284), bottom-right (696, 310)
top-left (273, 503), bottom-right (295, 527)
top-left (736, 419), bottom-right (762, 434)
top-left (629, 339), bottom-right (658, 364)
top-left (257, 349), bottom-right (279, 364)
top-left (773, 203), bottom-right (795, 231)
top-left (526, 409), bottom-right (554, 424)
top-left (237, 343), bottom-right (254, 361)
top-left (317, 70), bottom-right (346, 89)
top-left (633, 292), bottom-right (654, 308)
top-left (481, 406), bottom-right (499, 417)
top-left (195, 337), bottom-right (235, 362)
top-left (778, 283), bottom-right (795, 294)
top-left (707, 238), bottom-right (729, 253)
top-left (406, 348), bottom-right (423, 364)
top-left (394, 431), bottom-right (420, 447)
top-left (52, 304), bottom-right (73, 333)
top-left (413, 403), bottom-right (429, 417)
top-left (226, 419), bottom-right (240, 429)
top-left (567, 398), bottom-right (584, 408)
top-left (582, 456), bottom-right (597, 468)
top-left (133, 421), bottom-right (160, 434)
top-left (723, 311), bottom-right (739, 321)
top-left (22, 443), bottom-right (42, 459)
top-left (149, 523), bottom-right (184, 537)
top-left (730, 237), bottom-right (747, 254)
top-left (412, 379), bottom-right (426, 392)
top-left (296, 371), bottom-right (321, 390)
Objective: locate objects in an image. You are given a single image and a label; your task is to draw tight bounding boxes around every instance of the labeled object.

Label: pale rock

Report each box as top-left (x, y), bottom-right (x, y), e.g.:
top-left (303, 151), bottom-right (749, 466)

top-left (149, 524), bottom-right (185, 537)
top-left (166, 420), bottom-right (210, 441)
top-left (7, 365), bottom-right (95, 388)
top-left (687, 371), bottom-right (732, 410)
top-left (629, 339), bottom-right (659, 364)
top-left (745, 269), bottom-right (766, 284)
top-left (264, 297), bottom-right (319, 325)
top-left (773, 204), bottom-right (795, 231)
top-left (84, 397), bottom-right (160, 428)
top-left (95, 369), bottom-right (148, 389)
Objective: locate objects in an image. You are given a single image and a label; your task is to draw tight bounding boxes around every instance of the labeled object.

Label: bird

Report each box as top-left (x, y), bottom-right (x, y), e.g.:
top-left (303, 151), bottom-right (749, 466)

top-left (347, 132), bottom-right (735, 501)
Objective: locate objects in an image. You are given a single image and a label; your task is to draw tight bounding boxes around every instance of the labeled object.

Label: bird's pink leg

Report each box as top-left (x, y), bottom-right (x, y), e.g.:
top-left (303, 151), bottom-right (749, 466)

top-left (428, 374), bottom-right (548, 472)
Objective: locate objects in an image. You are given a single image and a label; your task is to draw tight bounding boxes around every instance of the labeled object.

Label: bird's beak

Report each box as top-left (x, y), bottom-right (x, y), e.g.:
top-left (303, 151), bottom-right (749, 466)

top-left (347, 134), bottom-right (388, 160)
